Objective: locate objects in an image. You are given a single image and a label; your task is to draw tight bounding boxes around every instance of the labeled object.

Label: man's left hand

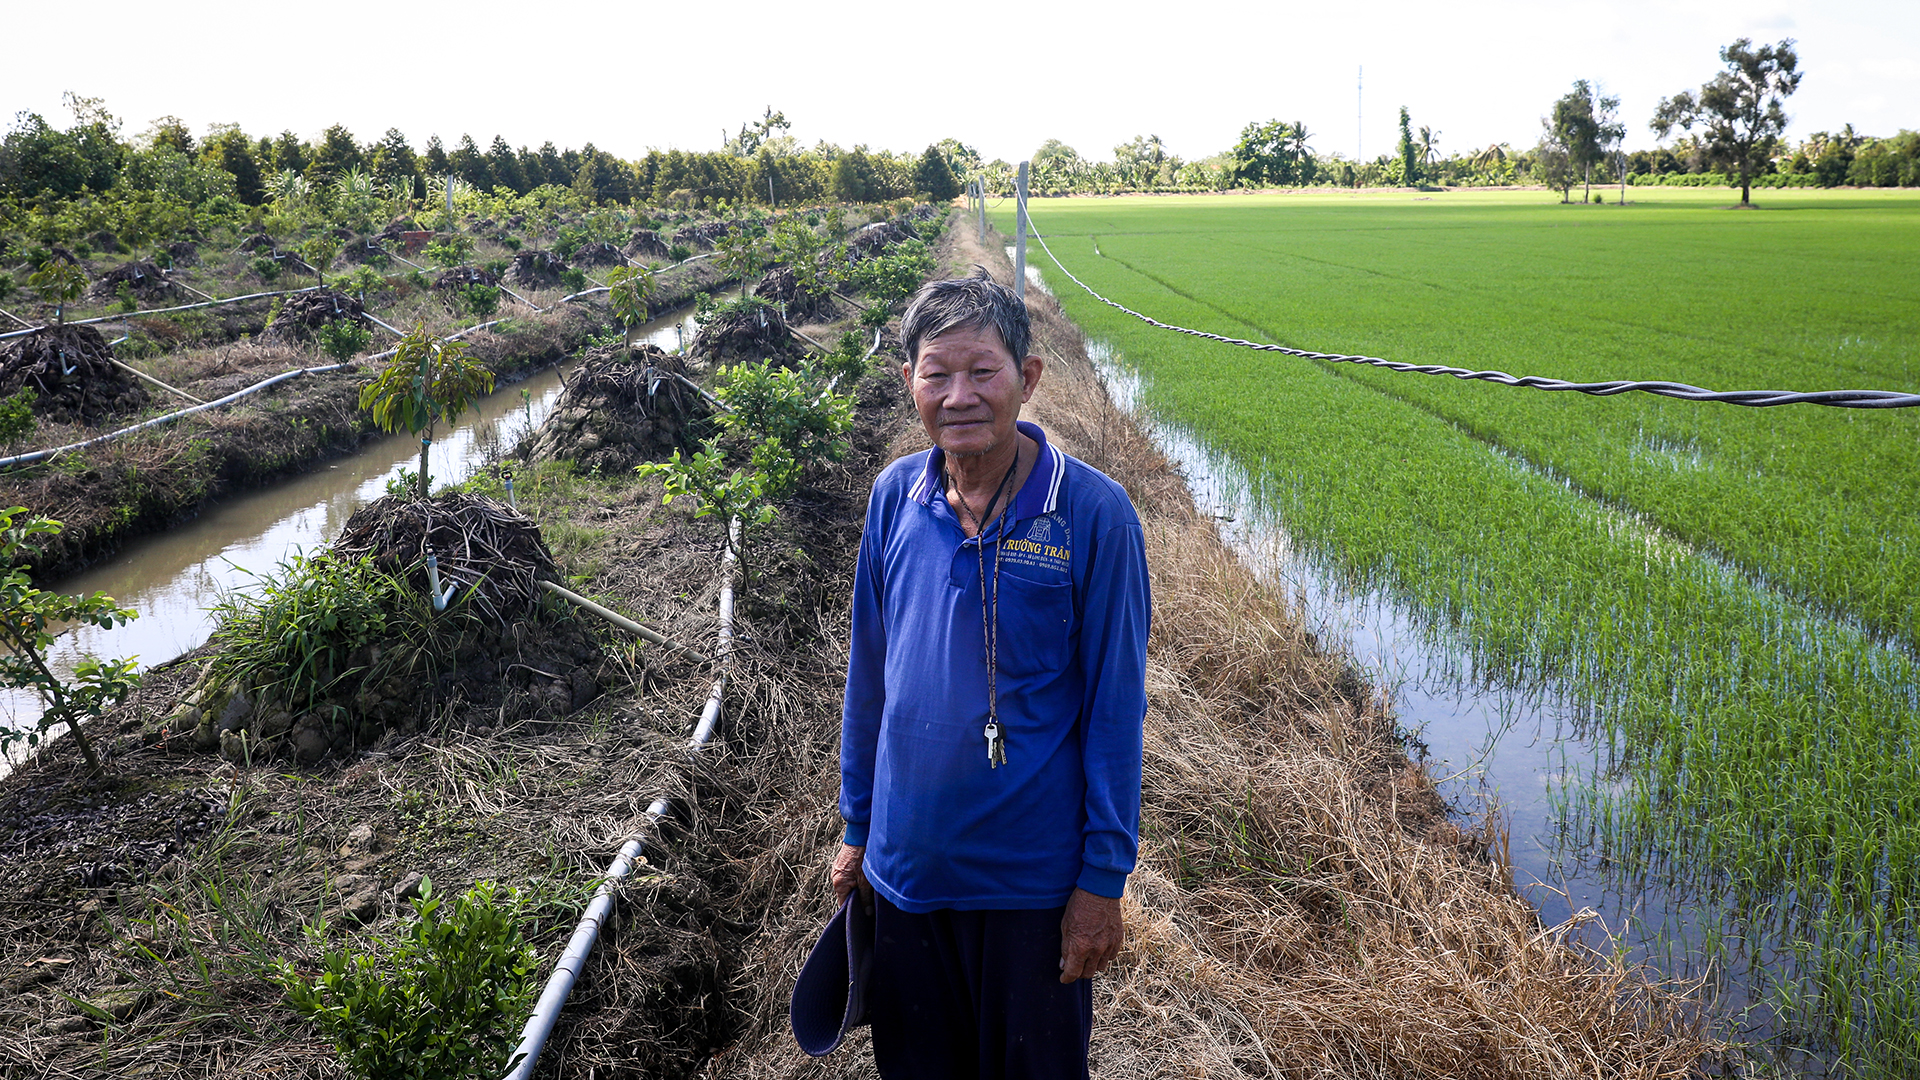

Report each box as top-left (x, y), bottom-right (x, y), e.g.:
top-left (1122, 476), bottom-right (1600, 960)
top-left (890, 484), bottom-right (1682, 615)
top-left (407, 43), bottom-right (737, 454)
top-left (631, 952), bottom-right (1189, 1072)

top-left (1058, 888), bottom-right (1123, 983)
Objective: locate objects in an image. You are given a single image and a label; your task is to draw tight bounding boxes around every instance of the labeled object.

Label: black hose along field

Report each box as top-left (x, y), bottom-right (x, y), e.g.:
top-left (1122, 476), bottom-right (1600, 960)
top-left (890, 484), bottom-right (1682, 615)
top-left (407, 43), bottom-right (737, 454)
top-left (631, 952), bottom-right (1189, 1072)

top-left (0, 199), bottom-right (1721, 1078)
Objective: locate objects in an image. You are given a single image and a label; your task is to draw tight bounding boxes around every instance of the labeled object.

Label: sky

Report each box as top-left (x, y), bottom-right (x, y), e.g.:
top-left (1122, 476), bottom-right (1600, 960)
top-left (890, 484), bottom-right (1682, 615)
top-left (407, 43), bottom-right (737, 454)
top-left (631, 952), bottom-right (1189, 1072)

top-left (3, 0), bottom-right (1915, 169)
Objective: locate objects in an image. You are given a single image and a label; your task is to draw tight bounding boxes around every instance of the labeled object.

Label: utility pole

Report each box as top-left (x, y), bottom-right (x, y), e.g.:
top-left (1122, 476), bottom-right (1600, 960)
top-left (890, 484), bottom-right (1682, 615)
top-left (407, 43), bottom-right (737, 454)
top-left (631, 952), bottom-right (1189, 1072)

top-left (1357, 66), bottom-right (1364, 165)
top-left (1014, 162), bottom-right (1029, 302)
top-left (445, 173), bottom-right (455, 231)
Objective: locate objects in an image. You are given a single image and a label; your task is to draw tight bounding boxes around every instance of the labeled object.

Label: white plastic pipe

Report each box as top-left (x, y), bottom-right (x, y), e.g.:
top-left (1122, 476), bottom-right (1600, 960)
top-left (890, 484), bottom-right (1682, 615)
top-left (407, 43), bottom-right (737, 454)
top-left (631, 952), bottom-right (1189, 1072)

top-left (503, 521), bottom-right (738, 1080)
top-left (0, 360), bottom-right (351, 469)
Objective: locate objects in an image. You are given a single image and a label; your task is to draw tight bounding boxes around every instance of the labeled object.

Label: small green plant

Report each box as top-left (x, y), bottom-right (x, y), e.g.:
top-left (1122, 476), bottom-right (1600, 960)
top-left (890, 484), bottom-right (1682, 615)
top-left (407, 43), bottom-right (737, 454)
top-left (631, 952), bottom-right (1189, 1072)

top-left (208, 552), bottom-right (403, 711)
top-left (713, 229), bottom-right (766, 298)
top-left (276, 877), bottom-right (538, 1080)
top-left (456, 283), bottom-right (500, 319)
top-left (316, 319), bottom-right (373, 362)
top-left (384, 467), bottom-right (419, 498)
top-left (27, 259), bottom-right (86, 325)
top-left (606, 264), bottom-right (657, 344)
top-left (338, 265), bottom-right (386, 297)
top-left (0, 388), bottom-right (37, 443)
top-left (637, 444), bottom-right (779, 569)
top-left (667, 242), bottom-right (693, 263)
top-left (302, 235), bottom-right (341, 286)
top-left (0, 272), bottom-right (14, 303)
top-left (424, 235), bottom-right (475, 268)
top-left (839, 237), bottom-right (933, 325)
top-left (251, 255), bottom-right (281, 283)
top-left (0, 508), bottom-right (140, 773)
top-left (557, 267), bottom-right (586, 293)
top-left (359, 326), bottom-right (496, 497)
top-left (712, 358), bottom-right (854, 497)
top-left (481, 258), bottom-right (511, 280)
top-left (115, 281), bottom-right (137, 313)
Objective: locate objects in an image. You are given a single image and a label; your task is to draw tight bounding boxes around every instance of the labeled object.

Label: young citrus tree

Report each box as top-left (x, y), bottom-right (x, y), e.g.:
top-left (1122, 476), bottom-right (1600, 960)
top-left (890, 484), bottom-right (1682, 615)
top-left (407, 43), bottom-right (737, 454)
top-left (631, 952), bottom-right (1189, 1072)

top-left (607, 264), bottom-right (658, 346)
top-left (27, 259), bottom-right (87, 326)
top-left (0, 508), bottom-right (140, 774)
top-left (358, 327), bottom-right (495, 498)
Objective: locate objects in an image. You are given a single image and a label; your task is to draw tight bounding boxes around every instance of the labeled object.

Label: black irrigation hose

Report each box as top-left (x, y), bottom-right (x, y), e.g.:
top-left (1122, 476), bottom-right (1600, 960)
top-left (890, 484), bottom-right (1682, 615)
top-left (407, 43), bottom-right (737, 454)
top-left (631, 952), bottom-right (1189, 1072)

top-left (1016, 195), bottom-right (1920, 410)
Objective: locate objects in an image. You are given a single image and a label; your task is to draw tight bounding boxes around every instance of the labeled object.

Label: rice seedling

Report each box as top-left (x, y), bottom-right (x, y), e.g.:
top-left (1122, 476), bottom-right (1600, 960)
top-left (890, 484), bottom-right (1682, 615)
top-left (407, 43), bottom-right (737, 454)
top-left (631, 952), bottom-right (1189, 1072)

top-left (997, 187), bottom-right (1920, 1074)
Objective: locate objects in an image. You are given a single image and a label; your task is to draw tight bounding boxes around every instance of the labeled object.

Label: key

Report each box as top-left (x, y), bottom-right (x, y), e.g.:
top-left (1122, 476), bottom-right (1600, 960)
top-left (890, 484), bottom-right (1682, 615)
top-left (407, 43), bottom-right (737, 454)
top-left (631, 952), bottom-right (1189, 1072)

top-left (984, 722), bottom-right (1005, 768)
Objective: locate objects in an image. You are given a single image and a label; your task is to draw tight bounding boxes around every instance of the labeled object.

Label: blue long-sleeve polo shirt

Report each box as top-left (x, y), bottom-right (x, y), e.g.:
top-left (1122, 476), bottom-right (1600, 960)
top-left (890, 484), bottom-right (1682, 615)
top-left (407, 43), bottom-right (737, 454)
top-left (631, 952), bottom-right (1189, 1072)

top-left (840, 421), bottom-right (1150, 912)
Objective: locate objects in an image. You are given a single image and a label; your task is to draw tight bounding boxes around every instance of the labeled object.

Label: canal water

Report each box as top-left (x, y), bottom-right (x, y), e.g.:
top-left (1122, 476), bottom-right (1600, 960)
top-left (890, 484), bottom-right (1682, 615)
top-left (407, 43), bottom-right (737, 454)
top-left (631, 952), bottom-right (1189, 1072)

top-left (0, 307), bottom-right (699, 765)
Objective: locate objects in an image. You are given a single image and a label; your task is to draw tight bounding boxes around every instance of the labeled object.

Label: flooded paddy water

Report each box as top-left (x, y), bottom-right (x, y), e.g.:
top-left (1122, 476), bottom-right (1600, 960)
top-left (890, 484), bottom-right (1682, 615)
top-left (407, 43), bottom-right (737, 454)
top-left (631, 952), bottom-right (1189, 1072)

top-left (0, 306), bottom-right (700, 766)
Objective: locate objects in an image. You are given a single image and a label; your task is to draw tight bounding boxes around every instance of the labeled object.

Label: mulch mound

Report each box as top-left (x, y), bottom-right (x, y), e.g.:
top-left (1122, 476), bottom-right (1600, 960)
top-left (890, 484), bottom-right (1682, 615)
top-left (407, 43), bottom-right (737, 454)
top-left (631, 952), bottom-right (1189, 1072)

top-left (753, 265), bottom-right (835, 322)
top-left (672, 221), bottom-right (731, 251)
top-left (689, 303), bottom-right (802, 368)
top-left (570, 241), bottom-right (624, 268)
top-left (164, 240), bottom-right (198, 267)
top-left (506, 250), bottom-right (569, 288)
top-left (848, 220), bottom-right (913, 259)
top-left (238, 233), bottom-right (276, 253)
top-left (627, 229), bottom-right (670, 259)
top-left (435, 265), bottom-right (500, 291)
top-left (331, 492), bottom-right (556, 623)
top-left (260, 289), bottom-right (366, 344)
top-left (524, 345), bottom-right (710, 473)
top-left (166, 493), bottom-right (608, 765)
top-left (0, 324), bottom-right (149, 424)
top-left (87, 261), bottom-right (175, 303)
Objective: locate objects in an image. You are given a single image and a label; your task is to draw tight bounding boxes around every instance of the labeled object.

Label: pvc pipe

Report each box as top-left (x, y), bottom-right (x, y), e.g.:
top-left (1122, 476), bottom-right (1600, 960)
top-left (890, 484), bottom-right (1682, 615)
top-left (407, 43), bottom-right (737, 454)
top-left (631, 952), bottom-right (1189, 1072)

top-left (425, 553), bottom-right (458, 611)
top-left (0, 286), bottom-right (324, 341)
top-left (111, 358), bottom-right (205, 405)
top-left (539, 580), bottom-right (708, 663)
top-left (363, 311), bottom-right (405, 336)
top-left (0, 305), bottom-right (33, 328)
top-left (0, 360), bottom-right (350, 470)
top-left (504, 524), bottom-right (738, 1080)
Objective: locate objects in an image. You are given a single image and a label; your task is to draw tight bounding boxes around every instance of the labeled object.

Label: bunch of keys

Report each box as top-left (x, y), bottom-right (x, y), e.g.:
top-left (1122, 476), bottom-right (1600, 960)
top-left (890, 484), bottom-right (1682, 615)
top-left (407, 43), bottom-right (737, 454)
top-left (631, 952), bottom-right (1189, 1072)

top-left (983, 721), bottom-right (1007, 768)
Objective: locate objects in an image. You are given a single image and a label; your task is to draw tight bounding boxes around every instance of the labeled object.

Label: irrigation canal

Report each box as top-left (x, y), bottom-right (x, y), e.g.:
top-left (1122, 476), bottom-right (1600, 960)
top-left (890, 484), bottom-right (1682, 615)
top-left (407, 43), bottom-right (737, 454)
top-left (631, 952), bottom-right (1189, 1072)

top-left (0, 305), bottom-right (701, 772)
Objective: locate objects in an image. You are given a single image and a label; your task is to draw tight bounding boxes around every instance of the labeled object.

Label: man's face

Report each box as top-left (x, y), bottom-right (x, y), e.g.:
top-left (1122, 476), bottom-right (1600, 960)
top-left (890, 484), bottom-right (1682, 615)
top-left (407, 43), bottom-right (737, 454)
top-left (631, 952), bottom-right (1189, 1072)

top-left (904, 325), bottom-right (1042, 459)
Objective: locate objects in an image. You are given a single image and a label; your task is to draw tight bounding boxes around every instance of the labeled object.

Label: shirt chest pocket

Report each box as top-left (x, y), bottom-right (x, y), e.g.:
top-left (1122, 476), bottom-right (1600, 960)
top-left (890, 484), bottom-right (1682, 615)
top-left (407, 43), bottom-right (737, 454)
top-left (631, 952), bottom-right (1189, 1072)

top-left (992, 572), bottom-right (1075, 678)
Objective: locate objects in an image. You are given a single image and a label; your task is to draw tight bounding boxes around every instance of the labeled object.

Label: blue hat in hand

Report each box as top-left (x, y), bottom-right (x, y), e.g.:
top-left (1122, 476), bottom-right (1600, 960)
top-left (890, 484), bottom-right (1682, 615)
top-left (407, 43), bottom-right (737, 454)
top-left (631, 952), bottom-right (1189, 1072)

top-left (789, 891), bottom-right (874, 1055)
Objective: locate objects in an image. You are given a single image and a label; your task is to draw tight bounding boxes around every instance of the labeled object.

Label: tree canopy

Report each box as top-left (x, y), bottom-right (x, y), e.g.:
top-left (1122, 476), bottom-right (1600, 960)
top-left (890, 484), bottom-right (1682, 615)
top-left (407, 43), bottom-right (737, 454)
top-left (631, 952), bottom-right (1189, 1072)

top-left (1652, 38), bottom-right (1801, 205)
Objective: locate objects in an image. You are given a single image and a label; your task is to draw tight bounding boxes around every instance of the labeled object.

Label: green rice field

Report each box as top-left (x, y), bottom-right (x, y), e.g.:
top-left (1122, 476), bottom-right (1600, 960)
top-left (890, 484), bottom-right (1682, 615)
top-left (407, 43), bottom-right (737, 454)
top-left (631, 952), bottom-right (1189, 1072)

top-left (995, 187), bottom-right (1920, 1074)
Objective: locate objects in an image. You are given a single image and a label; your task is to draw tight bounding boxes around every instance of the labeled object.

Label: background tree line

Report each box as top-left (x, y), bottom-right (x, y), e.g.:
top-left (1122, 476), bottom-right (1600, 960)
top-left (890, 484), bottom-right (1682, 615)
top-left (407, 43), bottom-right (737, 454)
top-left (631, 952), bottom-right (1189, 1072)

top-left (0, 100), bottom-right (968, 232)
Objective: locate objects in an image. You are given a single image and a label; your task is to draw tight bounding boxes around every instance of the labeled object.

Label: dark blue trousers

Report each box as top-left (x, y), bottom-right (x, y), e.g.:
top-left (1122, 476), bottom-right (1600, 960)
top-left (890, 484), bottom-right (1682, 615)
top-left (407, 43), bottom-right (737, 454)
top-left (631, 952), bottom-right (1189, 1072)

top-left (869, 894), bottom-right (1092, 1080)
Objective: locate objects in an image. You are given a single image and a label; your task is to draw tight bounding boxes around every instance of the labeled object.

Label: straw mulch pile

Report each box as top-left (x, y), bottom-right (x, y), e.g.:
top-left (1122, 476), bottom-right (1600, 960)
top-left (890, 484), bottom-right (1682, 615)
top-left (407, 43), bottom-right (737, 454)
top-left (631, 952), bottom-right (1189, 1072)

top-left (507, 250), bottom-right (570, 289)
top-left (331, 492), bottom-right (557, 626)
top-left (0, 323), bottom-right (150, 424)
top-left (523, 344), bottom-right (710, 473)
top-left (89, 260), bottom-right (176, 302)
top-left (688, 304), bottom-right (804, 369)
top-left (259, 288), bottom-right (365, 344)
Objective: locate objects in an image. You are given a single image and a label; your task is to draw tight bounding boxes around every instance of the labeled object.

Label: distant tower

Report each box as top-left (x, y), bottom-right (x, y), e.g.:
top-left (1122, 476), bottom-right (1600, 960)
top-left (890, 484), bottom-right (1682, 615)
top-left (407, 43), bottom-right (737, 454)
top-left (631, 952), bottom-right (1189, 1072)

top-left (1357, 66), bottom-right (1364, 163)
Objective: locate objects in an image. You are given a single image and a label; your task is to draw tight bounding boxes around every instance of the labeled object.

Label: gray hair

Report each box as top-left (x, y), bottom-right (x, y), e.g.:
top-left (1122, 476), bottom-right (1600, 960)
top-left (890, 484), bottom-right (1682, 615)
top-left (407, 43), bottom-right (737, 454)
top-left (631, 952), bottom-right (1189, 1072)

top-left (899, 267), bottom-right (1030, 369)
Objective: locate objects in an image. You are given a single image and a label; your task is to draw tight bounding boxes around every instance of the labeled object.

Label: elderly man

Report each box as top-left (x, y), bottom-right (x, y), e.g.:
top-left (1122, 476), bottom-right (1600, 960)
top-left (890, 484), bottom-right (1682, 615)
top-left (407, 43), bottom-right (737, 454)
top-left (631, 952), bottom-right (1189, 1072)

top-left (833, 268), bottom-right (1150, 1078)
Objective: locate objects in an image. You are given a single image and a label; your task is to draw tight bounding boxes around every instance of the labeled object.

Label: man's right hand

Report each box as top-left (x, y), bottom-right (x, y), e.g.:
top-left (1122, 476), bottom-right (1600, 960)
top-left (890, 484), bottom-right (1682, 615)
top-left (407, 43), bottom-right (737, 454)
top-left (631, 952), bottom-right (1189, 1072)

top-left (831, 843), bottom-right (872, 909)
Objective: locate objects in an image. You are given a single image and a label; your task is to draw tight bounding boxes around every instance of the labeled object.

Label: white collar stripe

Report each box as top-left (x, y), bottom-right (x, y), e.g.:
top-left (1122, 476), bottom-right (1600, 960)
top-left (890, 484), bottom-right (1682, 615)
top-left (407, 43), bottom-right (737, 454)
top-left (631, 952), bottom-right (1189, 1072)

top-left (1044, 446), bottom-right (1064, 513)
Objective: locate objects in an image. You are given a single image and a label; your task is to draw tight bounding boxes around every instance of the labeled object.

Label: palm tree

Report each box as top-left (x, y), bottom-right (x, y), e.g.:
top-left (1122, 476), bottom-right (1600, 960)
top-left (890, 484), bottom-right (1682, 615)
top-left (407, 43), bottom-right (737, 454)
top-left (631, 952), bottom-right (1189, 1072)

top-left (1418, 126), bottom-right (1442, 169)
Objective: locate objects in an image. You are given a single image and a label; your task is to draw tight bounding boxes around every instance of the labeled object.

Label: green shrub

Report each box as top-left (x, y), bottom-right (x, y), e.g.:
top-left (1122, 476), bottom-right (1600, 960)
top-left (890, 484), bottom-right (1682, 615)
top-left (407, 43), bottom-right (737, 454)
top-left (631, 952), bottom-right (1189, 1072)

top-left (667, 242), bottom-right (693, 263)
top-left (458, 283), bottom-right (500, 319)
top-left (0, 273), bottom-right (14, 303)
top-left (0, 388), bottom-right (39, 442)
top-left (423, 235), bottom-right (474, 268)
top-left (499, 236), bottom-right (522, 251)
top-left (713, 357), bottom-right (854, 496)
top-left (481, 258), bottom-right (511, 280)
top-left (251, 255), bottom-right (281, 282)
top-left (559, 267), bottom-right (588, 293)
top-left (338, 265), bottom-right (386, 297)
top-left (208, 553), bottom-right (411, 711)
top-left (316, 319), bottom-right (372, 362)
top-left (277, 878), bottom-right (538, 1080)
